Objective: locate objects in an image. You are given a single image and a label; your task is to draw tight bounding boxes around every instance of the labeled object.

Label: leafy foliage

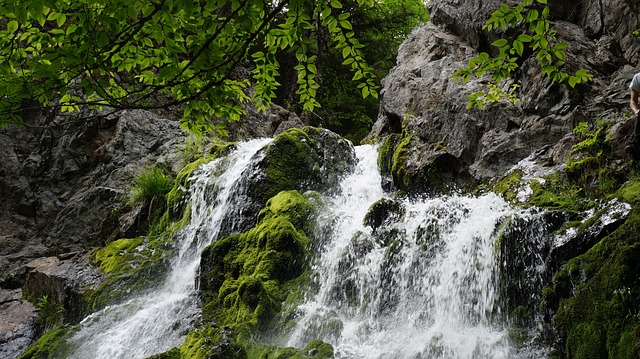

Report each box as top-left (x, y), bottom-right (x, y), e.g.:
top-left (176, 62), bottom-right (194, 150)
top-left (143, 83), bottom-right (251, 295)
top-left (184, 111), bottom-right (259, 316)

top-left (0, 0), bottom-right (378, 134)
top-left (36, 295), bottom-right (66, 330)
top-left (453, 0), bottom-right (593, 109)
top-left (314, 0), bottom-right (428, 143)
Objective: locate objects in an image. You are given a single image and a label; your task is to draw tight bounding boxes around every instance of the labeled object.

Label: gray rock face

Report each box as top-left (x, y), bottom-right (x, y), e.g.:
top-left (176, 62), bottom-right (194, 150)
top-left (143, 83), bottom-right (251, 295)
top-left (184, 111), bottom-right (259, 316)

top-left (226, 103), bottom-right (306, 141)
top-left (0, 109), bottom-right (187, 357)
top-left (22, 253), bottom-right (103, 325)
top-left (0, 109), bottom-right (187, 288)
top-left (368, 0), bottom-right (640, 188)
top-left (0, 289), bottom-right (37, 359)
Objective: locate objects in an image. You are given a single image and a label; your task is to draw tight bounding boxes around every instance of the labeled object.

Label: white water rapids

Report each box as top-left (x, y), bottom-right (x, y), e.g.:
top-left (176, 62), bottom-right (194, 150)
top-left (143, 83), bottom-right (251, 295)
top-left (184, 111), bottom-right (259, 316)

top-left (66, 140), bottom-right (545, 359)
top-left (285, 145), bottom-right (545, 358)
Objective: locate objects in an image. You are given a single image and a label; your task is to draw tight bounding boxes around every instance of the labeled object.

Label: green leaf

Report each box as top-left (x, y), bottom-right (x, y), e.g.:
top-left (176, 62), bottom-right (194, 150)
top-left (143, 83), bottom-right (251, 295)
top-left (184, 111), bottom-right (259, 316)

top-left (517, 34), bottom-right (532, 42)
top-left (7, 20), bottom-right (18, 33)
top-left (513, 40), bottom-right (524, 56)
top-left (330, 0), bottom-right (342, 8)
top-left (321, 6), bottom-right (331, 18)
top-left (342, 46), bottom-right (350, 58)
top-left (56, 13), bottom-right (67, 27)
top-left (66, 24), bottom-right (77, 36)
top-left (361, 86), bottom-right (370, 98)
top-left (542, 6), bottom-right (550, 18)
top-left (492, 38), bottom-right (508, 47)
top-left (340, 20), bottom-right (352, 30)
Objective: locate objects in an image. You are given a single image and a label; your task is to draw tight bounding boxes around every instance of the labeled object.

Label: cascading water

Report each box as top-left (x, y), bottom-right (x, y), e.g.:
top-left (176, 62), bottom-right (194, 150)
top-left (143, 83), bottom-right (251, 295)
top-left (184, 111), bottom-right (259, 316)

top-left (64, 138), bottom-right (549, 359)
top-left (286, 145), bottom-right (545, 358)
top-left (66, 138), bottom-right (271, 359)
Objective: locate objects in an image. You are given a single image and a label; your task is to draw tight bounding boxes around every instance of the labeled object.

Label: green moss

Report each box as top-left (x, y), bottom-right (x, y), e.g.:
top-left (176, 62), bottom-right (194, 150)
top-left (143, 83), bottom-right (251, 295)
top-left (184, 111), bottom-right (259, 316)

top-left (507, 327), bottom-right (529, 348)
top-left (256, 128), bottom-right (315, 204)
top-left (492, 168), bottom-right (524, 202)
top-left (179, 326), bottom-right (246, 359)
top-left (549, 209), bottom-right (640, 358)
top-left (249, 339), bottom-right (334, 359)
top-left (18, 325), bottom-right (73, 359)
top-left (378, 133), bottom-right (401, 174)
top-left (391, 132), bottom-right (411, 191)
top-left (86, 234), bottom-right (174, 311)
top-left (199, 190), bottom-right (314, 337)
top-left (248, 127), bottom-right (354, 207)
top-left (145, 348), bottom-right (181, 359)
top-left (166, 155), bottom-right (216, 208)
top-left (93, 237), bottom-right (145, 274)
top-left (257, 190), bottom-right (314, 231)
top-left (615, 179), bottom-right (640, 206)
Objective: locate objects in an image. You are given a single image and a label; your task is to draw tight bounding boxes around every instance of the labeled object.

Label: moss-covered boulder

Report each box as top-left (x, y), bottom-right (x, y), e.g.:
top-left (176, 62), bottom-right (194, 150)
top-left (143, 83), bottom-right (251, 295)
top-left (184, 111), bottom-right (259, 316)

top-left (377, 130), bottom-right (476, 194)
top-left (363, 198), bottom-right (405, 233)
top-left (545, 209), bottom-right (640, 358)
top-left (246, 127), bottom-right (356, 206)
top-left (82, 234), bottom-right (174, 312)
top-left (198, 190), bottom-right (315, 336)
top-left (252, 339), bottom-right (334, 359)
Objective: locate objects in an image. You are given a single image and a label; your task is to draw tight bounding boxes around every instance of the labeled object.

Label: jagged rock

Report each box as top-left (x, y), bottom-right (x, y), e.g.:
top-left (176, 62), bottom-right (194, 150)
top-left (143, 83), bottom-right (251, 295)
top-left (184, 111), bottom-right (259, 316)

top-left (226, 103), bottom-right (306, 141)
top-left (0, 109), bottom-right (187, 288)
top-left (22, 253), bottom-right (103, 325)
top-left (368, 0), bottom-right (640, 191)
top-left (546, 199), bottom-right (632, 275)
top-left (0, 289), bottom-right (38, 359)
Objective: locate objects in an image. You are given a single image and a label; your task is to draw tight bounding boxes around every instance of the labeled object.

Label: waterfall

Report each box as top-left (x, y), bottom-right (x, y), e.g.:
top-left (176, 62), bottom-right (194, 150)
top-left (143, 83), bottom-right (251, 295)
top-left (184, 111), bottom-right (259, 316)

top-left (286, 145), bottom-right (545, 358)
top-left (66, 138), bottom-right (271, 359)
top-left (64, 139), bottom-right (549, 359)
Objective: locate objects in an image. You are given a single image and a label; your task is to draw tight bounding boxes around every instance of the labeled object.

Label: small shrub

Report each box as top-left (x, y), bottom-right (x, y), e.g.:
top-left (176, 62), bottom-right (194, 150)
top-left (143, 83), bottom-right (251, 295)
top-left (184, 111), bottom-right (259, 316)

top-left (131, 167), bottom-right (173, 203)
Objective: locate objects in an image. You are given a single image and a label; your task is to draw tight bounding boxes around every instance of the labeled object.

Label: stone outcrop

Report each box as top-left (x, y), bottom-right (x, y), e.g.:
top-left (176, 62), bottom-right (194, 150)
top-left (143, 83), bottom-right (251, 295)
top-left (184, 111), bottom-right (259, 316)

top-left (218, 127), bottom-right (357, 236)
top-left (0, 109), bottom-right (189, 357)
top-left (0, 109), bottom-right (188, 289)
top-left (368, 0), bottom-right (640, 190)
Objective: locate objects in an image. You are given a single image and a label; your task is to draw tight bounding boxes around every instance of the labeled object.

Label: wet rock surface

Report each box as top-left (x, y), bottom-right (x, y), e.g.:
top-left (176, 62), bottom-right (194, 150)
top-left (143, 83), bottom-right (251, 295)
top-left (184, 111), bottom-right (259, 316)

top-left (0, 289), bottom-right (38, 359)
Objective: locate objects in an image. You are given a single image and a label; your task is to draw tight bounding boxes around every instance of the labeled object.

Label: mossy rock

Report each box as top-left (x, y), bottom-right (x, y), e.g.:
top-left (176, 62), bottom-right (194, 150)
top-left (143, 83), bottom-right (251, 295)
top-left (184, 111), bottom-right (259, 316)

top-left (18, 325), bottom-right (74, 359)
top-left (548, 209), bottom-right (640, 358)
top-left (363, 198), bottom-right (405, 232)
top-left (145, 347), bottom-right (181, 359)
top-left (492, 168), bottom-right (524, 202)
top-left (85, 234), bottom-right (174, 311)
top-left (252, 339), bottom-right (334, 359)
top-left (247, 127), bottom-right (356, 206)
top-left (179, 326), bottom-right (246, 359)
top-left (199, 190), bottom-right (315, 334)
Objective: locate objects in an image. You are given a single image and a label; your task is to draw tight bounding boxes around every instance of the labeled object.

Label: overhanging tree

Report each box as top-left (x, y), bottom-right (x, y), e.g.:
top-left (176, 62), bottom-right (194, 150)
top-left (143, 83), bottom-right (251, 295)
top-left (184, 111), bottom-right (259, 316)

top-left (313, 0), bottom-right (428, 143)
top-left (0, 0), bottom-right (379, 134)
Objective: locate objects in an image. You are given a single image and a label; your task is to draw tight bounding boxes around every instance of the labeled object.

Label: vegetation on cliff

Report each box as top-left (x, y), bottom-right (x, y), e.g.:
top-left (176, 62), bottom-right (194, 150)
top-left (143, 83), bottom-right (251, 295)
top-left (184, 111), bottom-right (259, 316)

top-left (490, 119), bottom-right (640, 358)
